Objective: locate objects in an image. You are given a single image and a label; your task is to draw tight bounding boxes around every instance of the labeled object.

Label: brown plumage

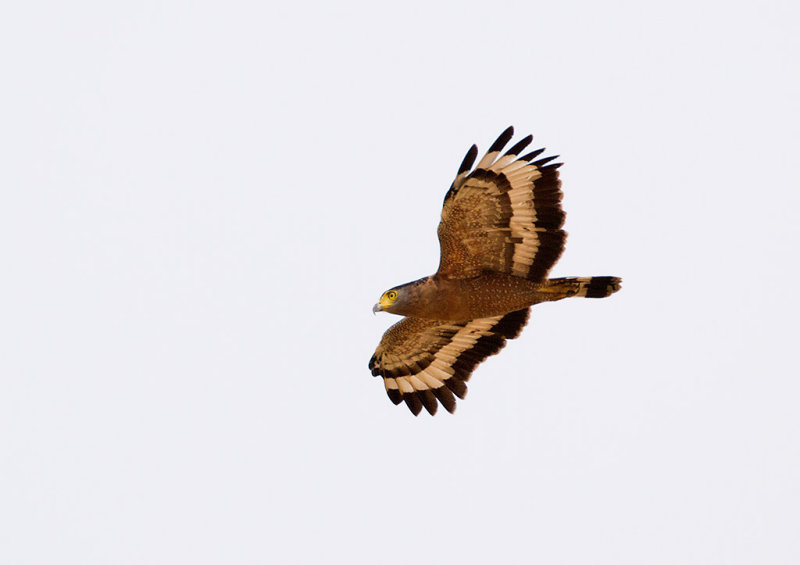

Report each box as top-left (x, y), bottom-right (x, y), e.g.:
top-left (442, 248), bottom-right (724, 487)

top-left (370, 127), bottom-right (621, 415)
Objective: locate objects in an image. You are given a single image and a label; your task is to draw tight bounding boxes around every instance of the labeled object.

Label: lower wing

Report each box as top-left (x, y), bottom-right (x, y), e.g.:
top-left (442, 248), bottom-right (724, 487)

top-left (369, 308), bottom-right (530, 415)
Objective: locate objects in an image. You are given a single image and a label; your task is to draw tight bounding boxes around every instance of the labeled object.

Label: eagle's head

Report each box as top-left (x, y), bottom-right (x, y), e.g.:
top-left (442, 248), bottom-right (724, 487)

top-left (373, 278), bottom-right (431, 316)
top-left (373, 287), bottom-right (403, 314)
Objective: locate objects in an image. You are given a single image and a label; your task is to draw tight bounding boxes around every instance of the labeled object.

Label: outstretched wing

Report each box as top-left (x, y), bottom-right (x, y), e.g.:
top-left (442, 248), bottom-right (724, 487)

top-left (369, 309), bottom-right (530, 415)
top-left (437, 126), bottom-right (566, 281)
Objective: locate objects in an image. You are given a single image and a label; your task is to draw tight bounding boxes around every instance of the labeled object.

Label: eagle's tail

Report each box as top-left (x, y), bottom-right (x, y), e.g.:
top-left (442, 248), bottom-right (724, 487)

top-left (545, 276), bottom-right (622, 299)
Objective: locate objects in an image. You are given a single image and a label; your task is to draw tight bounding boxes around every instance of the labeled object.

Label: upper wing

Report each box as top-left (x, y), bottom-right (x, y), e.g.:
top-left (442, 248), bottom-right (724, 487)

top-left (437, 126), bottom-right (566, 281)
top-left (368, 308), bottom-right (530, 415)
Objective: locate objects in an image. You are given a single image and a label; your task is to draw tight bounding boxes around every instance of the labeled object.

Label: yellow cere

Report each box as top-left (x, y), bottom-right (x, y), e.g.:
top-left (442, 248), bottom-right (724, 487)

top-left (380, 290), bottom-right (398, 307)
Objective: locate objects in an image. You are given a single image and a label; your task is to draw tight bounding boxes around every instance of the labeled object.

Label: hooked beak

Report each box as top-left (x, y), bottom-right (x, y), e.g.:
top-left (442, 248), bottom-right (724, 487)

top-left (372, 303), bottom-right (382, 315)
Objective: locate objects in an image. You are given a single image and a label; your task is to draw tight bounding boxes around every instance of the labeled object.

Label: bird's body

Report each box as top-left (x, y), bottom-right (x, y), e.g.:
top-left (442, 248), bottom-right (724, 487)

top-left (370, 127), bottom-right (621, 415)
top-left (383, 273), bottom-right (617, 322)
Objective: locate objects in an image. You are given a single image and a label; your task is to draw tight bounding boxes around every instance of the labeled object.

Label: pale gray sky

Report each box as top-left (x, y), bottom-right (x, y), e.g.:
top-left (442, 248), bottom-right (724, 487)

top-left (2, 1), bottom-right (799, 563)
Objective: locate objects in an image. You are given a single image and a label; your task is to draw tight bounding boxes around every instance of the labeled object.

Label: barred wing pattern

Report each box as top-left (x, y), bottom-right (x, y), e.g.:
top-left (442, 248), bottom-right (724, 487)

top-left (369, 309), bottom-right (530, 415)
top-left (437, 126), bottom-right (566, 281)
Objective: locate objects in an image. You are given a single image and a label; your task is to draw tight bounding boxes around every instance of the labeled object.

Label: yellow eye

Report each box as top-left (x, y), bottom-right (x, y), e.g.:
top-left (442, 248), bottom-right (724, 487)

top-left (386, 290), bottom-right (398, 301)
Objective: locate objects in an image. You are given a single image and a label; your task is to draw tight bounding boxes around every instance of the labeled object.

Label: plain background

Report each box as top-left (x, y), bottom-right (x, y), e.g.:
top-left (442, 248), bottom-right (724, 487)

top-left (2, 1), bottom-right (798, 563)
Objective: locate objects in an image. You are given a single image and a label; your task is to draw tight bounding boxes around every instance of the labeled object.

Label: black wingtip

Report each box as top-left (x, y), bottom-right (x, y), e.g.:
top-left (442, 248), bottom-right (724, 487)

top-left (432, 387), bottom-right (457, 414)
top-left (520, 148), bottom-right (545, 162)
top-left (387, 388), bottom-right (403, 405)
top-left (445, 377), bottom-right (468, 400)
top-left (404, 394), bottom-right (423, 416)
top-left (488, 126), bottom-right (515, 153)
top-left (532, 155), bottom-right (560, 168)
top-left (504, 134), bottom-right (533, 158)
top-left (419, 390), bottom-right (439, 415)
top-left (457, 144), bottom-right (478, 175)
